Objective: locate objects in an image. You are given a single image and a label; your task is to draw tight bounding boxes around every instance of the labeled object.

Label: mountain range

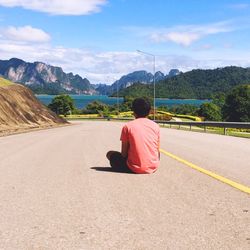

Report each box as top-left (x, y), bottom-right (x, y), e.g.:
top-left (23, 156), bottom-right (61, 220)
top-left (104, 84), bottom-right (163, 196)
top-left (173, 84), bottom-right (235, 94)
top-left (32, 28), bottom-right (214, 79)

top-left (0, 58), bottom-right (179, 95)
top-left (95, 69), bottom-right (180, 95)
top-left (117, 66), bottom-right (250, 99)
top-left (0, 58), bottom-right (93, 95)
top-left (2, 58), bottom-right (248, 99)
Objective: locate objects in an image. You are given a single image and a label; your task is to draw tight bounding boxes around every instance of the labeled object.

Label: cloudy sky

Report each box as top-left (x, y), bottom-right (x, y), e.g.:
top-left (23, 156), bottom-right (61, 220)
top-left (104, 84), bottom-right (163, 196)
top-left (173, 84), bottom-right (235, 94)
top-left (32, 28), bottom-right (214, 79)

top-left (0, 0), bottom-right (250, 84)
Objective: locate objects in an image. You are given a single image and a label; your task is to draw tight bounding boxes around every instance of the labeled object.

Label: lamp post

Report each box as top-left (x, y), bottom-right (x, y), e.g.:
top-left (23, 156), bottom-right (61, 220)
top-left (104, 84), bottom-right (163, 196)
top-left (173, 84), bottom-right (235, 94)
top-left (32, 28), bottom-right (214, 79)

top-left (136, 50), bottom-right (156, 120)
top-left (109, 72), bottom-right (119, 117)
top-left (116, 81), bottom-right (119, 117)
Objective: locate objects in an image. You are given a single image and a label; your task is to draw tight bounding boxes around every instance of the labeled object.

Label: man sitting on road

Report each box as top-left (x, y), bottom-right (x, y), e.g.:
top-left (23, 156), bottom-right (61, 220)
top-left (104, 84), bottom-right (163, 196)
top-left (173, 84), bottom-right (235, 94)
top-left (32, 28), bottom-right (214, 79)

top-left (106, 97), bottom-right (160, 174)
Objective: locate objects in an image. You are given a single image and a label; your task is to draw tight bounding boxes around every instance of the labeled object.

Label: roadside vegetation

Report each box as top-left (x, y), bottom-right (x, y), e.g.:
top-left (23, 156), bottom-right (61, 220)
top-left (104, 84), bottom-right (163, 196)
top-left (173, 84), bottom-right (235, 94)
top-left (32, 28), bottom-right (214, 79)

top-left (0, 77), bottom-right (14, 87)
top-left (45, 84), bottom-right (249, 137)
top-left (47, 84), bottom-right (250, 123)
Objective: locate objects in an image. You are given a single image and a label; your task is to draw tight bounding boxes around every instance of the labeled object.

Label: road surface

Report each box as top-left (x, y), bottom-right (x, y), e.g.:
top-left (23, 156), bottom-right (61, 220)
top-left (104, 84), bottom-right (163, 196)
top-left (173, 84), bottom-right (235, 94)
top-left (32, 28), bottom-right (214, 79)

top-left (0, 121), bottom-right (249, 250)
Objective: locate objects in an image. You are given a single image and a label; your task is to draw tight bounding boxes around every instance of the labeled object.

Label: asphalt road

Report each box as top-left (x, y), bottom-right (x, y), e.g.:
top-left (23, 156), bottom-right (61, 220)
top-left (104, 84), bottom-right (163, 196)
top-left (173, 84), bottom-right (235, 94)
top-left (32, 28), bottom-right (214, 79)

top-left (0, 121), bottom-right (249, 250)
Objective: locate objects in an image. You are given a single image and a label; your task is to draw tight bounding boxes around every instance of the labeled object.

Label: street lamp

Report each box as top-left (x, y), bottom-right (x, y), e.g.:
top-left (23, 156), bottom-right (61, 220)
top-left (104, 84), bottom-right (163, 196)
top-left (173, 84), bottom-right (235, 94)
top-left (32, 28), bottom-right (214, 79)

top-left (109, 71), bottom-right (119, 117)
top-left (136, 50), bottom-right (156, 120)
top-left (116, 81), bottom-right (119, 117)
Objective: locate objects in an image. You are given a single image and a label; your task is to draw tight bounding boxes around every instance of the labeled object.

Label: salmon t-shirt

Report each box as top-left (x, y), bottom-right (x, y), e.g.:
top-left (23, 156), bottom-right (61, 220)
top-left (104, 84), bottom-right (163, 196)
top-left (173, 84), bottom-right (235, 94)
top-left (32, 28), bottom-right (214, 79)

top-left (120, 118), bottom-right (160, 174)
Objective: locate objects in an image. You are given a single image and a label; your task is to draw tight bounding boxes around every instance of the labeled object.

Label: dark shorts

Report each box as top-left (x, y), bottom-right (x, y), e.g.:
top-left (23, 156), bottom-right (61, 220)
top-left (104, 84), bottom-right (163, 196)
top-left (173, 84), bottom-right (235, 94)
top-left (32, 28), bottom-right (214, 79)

top-left (106, 151), bottom-right (133, 173)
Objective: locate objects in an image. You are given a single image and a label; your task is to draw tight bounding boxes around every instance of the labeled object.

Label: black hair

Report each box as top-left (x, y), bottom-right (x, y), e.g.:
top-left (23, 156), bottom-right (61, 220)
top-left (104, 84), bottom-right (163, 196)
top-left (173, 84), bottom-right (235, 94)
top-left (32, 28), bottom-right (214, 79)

top-left (132, 98), bottom-right (151, 117)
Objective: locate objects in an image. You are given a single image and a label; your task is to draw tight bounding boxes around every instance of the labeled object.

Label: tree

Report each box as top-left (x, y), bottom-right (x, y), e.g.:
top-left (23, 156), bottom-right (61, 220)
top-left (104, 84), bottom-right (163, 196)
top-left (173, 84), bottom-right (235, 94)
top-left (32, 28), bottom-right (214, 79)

top-left (211, 92), bottom-right (226, 108)
top-left (48, 95), bottom-right (75, 115)
top-left (82, 101), bottom-right (109, 115)
top-left (222, 84), bottom-right (250, 122)
top-left (169, 104), bottom-right (198, 115)
top-left (197, 103), bottom-right (222, 121)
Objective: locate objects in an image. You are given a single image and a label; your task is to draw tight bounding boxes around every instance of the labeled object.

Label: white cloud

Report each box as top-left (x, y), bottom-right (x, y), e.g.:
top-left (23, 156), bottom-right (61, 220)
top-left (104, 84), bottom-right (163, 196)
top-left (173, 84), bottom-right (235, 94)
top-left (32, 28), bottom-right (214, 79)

top-left (0, 0), bottom-right (107, 15)
top-left (149, 21), bottom-right (233, 46)
top-left (200, 44), bottom-right (213, 50)
top-left (1, 35), bottom-right (250, 84)
top-left (151, 32), bottom-right (200, 46)
top-left (228, 3), bottom-right (250, 9)
top-left (223, 43), bottom-right (233, 49)
top-left (2, 26), bottom-right (50, 43)
top-left (125, 21), bottom-right (234, 47)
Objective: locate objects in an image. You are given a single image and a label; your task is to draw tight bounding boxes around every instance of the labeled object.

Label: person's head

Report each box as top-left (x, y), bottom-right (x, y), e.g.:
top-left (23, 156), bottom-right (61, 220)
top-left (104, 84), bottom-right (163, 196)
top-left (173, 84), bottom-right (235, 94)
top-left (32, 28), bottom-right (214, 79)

top-left (132, 98), bottom-right (151, 118)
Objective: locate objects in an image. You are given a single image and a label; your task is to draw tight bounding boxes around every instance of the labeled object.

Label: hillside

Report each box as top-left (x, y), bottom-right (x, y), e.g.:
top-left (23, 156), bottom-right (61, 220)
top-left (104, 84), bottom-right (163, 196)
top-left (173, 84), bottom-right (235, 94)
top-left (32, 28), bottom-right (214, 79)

top-left (117, 66), bottom-right (250, 99)
top-left (0, 77), bottom-right (13, 86)
top-left (0, 77), bottom-right (67, 136)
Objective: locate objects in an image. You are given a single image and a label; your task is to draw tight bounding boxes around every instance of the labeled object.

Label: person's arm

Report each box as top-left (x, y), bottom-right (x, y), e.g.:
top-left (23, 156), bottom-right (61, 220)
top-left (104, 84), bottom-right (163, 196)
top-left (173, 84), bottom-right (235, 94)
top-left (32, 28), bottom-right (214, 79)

top-left (121, 141), bottom-right (129, 158)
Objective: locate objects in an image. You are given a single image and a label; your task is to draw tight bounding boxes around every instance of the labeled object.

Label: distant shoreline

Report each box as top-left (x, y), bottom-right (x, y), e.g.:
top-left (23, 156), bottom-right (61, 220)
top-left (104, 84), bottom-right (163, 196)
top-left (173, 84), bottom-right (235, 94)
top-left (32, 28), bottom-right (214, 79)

top-left (36, 95), bottom-right (210, 109)
top-left (35, 94), bottom-right (210, 101)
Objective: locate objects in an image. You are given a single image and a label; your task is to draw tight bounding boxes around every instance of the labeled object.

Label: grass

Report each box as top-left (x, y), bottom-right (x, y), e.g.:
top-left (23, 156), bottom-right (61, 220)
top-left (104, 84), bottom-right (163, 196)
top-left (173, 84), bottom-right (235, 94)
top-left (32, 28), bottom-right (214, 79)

top-left (0, 77), bottom-right (14, 87)
top-left (160, 123), bottom-right (250, 138)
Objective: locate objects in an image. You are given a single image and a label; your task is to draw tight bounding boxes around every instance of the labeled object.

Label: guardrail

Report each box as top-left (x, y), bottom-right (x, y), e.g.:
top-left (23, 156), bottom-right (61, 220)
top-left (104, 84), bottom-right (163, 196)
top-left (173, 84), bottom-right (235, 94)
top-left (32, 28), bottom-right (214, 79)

top-left (108, 118), bottom-right (250, 135)
top-left (155, 120), bottom-right (250, 135)
top-left (66, 116), bottom-right (250, 136)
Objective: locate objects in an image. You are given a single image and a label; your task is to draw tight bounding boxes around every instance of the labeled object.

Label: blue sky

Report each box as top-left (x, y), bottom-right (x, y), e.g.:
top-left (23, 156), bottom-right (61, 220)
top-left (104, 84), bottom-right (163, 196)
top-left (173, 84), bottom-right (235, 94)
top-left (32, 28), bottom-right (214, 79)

top-left (0, 0), bottom-right (250, 84)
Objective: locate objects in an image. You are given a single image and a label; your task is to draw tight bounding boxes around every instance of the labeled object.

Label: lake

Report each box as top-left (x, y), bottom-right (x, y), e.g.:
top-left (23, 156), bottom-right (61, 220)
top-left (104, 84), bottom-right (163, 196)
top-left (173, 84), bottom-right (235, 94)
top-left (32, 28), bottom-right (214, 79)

top-left (36, 95), bottom-right (209, 109)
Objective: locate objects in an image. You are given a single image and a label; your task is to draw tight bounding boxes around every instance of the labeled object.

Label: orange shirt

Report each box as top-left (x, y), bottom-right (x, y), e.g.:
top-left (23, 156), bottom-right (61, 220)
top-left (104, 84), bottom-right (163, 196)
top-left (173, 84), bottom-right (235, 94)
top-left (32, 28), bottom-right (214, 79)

top-left (120, 118), bottom-right (160, 174)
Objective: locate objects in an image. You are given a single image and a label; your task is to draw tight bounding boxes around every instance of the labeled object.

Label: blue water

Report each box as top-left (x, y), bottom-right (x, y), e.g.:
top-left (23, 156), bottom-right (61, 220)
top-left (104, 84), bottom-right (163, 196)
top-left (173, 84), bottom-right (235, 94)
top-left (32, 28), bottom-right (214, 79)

top-left (36, 95), bottom-right (209, 109)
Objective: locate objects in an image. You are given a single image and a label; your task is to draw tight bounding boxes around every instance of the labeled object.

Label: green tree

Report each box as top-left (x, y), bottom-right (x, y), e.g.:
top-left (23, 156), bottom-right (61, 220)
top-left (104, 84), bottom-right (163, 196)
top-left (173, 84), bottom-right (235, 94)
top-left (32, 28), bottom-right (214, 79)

top-left (222, 84), bottom-right (250, 122)
top-left (169, 104), bottom-right (198, 115)
top-left (198, 103), bottom-right (222, 121)
top-left (211, 92), bottom-right (226, 108)
top-left (48, 95), bottom-right (75, 115)
top-left (119, 96), bottom-right (134, 112)
top-left (82, 101), bottom-right (109, 115)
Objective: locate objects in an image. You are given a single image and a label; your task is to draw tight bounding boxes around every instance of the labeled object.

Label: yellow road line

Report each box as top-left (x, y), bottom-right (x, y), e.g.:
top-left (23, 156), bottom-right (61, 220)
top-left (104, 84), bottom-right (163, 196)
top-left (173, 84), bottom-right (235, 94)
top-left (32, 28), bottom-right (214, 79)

top-left (160, 148), bottom-right (250, 195)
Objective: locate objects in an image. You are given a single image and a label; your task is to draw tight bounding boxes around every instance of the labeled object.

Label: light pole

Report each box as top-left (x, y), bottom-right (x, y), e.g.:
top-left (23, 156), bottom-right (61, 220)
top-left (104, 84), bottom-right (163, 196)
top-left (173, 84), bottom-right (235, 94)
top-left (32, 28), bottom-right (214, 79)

top-left (136, 50), bottom-right (156, 120)
top-left (111, 67), bottom-right (119, 117)
top-left (116, 81), bottom-right (119, 117)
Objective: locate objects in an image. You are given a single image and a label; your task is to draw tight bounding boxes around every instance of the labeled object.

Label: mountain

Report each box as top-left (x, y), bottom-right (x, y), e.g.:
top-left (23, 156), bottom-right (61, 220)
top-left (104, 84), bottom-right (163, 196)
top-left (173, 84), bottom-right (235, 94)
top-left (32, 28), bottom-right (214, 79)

top-left (96, 69), bottom-right (180, 95)
top-left (116, 66), bottom-right (250, 99)
top-left (0, 58), bottom-right (95, 95)
top-left (167, 69), bottom-right (180, 78)
top-left (0, 77), bottom-right (66, 136)
top-left (0, 58), bottom-right (181, 95)
top-left (93, 83), bottom-right (111, 95)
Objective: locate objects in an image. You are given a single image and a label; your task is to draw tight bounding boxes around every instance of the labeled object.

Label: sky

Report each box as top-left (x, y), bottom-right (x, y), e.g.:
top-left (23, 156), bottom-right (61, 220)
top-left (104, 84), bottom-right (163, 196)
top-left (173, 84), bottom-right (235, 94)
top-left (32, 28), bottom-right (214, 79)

top-left (0, 0), bottom-right (250, 84)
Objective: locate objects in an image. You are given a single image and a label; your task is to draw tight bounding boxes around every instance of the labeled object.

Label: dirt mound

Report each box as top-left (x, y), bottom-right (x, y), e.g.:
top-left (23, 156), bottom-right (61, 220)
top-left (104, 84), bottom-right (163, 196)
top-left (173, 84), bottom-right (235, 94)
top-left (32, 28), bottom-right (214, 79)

top-left (0, 82), bottom-right (67, 136)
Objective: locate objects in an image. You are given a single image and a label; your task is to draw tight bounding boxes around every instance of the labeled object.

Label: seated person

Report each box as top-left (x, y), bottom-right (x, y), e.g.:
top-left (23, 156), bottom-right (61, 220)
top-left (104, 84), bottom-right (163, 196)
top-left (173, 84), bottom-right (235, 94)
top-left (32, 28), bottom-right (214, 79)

top-left (106, 97), bottom-right (160, 174)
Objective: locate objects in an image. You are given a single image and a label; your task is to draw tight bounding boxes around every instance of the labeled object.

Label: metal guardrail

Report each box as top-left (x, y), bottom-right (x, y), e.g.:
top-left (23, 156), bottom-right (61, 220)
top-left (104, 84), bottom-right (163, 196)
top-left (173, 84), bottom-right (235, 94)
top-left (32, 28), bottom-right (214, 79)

top-left (108, 118), bottom-right (250, 135)
top-left (155, 120), bottom-right (250, 135)
top-left (67, 116), bottom-right (250, 135)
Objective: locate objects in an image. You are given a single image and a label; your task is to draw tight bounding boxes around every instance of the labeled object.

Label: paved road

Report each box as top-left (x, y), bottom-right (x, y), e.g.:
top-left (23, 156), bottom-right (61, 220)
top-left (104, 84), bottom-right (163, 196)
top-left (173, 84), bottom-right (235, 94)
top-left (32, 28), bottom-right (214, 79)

top-left (0, 121), bottom-right (249, 250)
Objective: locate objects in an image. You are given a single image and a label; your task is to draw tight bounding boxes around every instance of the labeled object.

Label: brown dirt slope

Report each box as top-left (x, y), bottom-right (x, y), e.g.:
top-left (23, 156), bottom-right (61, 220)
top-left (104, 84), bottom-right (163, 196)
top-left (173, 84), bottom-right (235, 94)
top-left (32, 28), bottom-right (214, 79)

top-left (0, 82), bottom-right (67, 135)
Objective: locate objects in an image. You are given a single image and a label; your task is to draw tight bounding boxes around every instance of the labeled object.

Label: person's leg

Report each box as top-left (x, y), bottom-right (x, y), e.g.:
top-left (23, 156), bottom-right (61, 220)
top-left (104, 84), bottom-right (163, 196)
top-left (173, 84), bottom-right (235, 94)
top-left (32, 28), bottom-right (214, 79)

top-left (106, 151), bottom-right (131, 173)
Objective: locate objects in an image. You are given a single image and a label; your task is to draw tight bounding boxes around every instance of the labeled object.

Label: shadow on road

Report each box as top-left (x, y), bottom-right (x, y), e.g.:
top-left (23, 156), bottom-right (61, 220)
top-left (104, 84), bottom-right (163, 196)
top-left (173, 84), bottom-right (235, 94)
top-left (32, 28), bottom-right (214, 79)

top-left (91, 167), bottom-right (133, 174)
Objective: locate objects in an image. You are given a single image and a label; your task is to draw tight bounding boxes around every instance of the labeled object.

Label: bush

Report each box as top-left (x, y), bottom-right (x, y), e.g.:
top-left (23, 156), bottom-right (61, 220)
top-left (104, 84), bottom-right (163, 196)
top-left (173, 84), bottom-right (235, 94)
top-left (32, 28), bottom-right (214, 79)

top-left (48, 95), bottom-right (75, 116)
top-left (222, 84), bottom-right (250, 122)
top-left (82, 101), bottom-right (109, 115)
top-left (197, 103), bottom-right (222, 121)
